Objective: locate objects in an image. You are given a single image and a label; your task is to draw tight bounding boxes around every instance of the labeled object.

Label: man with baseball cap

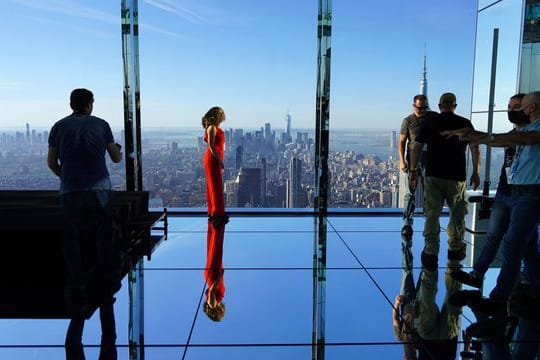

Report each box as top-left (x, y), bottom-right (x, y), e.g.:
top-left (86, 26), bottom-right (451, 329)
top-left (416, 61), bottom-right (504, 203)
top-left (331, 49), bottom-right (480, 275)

top-left (409, 92), bottom-right (481, 271)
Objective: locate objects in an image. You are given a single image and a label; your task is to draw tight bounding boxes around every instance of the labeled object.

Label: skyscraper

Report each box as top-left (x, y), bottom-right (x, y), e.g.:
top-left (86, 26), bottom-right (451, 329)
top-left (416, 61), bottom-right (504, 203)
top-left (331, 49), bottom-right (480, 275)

top-left (236, 167), bottom-right (262, 207)
top-left (287, 157), bottom-right (306, 208)
top-left (420, 44), bottom-right (428, 98)
top-left (26, 123), bottom-right (30, 144)
top-left (235, 145), bottom-right (243, 170)
top-left (285, 111), bottom-right (291, 138)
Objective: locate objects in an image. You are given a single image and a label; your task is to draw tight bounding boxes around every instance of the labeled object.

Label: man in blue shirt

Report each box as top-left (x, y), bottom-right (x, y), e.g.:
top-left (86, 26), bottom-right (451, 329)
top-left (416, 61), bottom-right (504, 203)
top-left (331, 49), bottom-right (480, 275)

top-left (442, 90), bottom-right (540, 359)
top-left (48, 88), bottom-right (122, 360)
top-left (450, 93), bottom-right (530, 289)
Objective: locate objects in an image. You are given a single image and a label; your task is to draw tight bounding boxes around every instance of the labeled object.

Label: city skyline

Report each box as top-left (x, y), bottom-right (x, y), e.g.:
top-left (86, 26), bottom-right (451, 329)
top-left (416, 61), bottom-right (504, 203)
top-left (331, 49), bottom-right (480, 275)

top-left (1, 0), bottom-right (486, 131)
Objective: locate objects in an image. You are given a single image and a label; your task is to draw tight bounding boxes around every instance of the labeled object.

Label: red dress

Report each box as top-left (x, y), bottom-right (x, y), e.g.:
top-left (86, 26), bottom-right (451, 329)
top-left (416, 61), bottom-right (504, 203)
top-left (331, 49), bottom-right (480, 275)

top-left (203, 127), bottom-right (225, 217)
top-left (204, 221), bottom-right (225, 303)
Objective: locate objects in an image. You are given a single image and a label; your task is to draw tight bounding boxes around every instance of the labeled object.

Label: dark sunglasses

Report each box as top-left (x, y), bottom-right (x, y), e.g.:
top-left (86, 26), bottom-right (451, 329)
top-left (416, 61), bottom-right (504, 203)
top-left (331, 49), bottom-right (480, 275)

top-left (414, 105), bottom-right (428, 110)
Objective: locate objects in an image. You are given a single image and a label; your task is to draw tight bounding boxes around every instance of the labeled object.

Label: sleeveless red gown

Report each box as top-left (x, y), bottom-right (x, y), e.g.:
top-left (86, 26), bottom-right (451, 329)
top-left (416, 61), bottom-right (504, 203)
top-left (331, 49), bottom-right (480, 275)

top-left (203, 127), bottom-right (225, 217)
top-left (204, 221), bottom-right (225, 303)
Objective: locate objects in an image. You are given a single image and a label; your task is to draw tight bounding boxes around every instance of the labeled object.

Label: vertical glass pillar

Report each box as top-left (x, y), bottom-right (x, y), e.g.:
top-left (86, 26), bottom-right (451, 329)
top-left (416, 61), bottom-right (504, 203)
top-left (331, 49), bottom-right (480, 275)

top-left (519, 0), bottom-right (540, 92)
top-left (312, 1), bottom-right (331, 359)
top-left (121, 1), bottom-right (145, 359)
top-left (121, 0), bottom-right (143, 191)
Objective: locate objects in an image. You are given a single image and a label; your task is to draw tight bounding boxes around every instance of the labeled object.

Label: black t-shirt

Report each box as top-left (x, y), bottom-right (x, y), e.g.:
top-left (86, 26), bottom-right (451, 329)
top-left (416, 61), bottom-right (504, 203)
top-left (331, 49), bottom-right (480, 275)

top-left (400, 111), bottom-right (437, 151)
top-left (416, 112), bottom-right (474, 181)
top-left (497, 147), bottom-right (515, 195)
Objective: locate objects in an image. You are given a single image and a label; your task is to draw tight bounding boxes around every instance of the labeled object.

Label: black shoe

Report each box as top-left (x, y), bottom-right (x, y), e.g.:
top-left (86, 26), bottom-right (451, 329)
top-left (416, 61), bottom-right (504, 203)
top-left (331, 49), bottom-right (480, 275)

top-left (401, 224), bottom-right (413, 237)
top-left (98, 344), bottom-right (117, 360)
top-left (211, 214), bottom-right (229, 227)
top-left (472, 297), bottom-right (507, 317)
top-left (466, 316), bottom-right (517, 340)
top-left (509, 285), bottom-right (540, 320)
top-left (448, 245), bottom-right (467, 261)
top-left (66, 344), bottom-right (86, 360)
top-left (421, 251), bottom-right (438, 271)
top-left (449, 290), bottom-right (482, 308)
top-left (451, 270), bottom-right (483, 288)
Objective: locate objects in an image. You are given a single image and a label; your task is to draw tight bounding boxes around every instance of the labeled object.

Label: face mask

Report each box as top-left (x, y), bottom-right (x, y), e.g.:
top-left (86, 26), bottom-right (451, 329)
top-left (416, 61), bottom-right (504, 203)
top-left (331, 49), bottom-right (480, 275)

top-left (507, 110), bottom-right (529, 125)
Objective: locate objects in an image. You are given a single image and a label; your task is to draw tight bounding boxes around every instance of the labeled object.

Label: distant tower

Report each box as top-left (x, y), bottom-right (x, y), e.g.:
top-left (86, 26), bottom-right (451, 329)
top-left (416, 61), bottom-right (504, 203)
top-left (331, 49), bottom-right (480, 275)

top-left (26, 123), bottom-right (30, 144)
top-left (391, 130), bottom-right (397, 148)
top-left (285, 110), bottom-right (291, 138)
top-left (399, 48), bottom-right (428, 210)
top-left (414, 46), bottom-right (427, 209)
top-left (264, 123), bottom-right (272, 144)
top-left (420, 44), bottom-right (428, 99)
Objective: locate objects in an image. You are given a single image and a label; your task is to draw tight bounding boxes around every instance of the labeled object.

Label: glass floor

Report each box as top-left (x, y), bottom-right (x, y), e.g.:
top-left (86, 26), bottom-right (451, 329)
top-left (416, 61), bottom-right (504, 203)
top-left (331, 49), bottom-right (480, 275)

top-left (0, 214), bottom-right (498, 359)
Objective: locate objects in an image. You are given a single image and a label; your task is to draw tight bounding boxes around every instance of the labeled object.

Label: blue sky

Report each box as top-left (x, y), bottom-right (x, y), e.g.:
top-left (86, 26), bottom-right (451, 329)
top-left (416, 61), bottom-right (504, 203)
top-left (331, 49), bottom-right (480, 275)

top-left (0, 0), bottom-right (523, 131)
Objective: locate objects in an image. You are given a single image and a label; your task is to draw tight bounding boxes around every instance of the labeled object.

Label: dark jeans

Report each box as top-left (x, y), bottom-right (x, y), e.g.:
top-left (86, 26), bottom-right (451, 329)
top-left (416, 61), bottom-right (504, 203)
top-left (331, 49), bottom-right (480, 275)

top-left (402, 166), bottom-right (425, 227)
top-left (61, 190), bottom-right (118, 360)
top-left (489, 187), bottom-right (540, 301)
top-left (473, 191), bottom-right (512, 276)
top-left (61, 190), bottom-right (116, 299)
top-left (513, 317), bottom-right (540, 360)
top-left (65, 300), bottom-right (117, 360)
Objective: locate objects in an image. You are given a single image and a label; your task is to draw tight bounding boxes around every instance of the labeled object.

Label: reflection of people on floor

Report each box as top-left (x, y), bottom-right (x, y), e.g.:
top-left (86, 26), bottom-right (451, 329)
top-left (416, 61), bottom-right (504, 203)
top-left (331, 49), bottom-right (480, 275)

top-left (450, 275), bottom-right (540, 359)
top-left (394, 228), bottom-right (463, 360)
top-left (203, 220), bottom-right (226, 322)
top-left (47, 88), bottom-right (121, 360)
top-left (202, 106), bottom-right (229, 226)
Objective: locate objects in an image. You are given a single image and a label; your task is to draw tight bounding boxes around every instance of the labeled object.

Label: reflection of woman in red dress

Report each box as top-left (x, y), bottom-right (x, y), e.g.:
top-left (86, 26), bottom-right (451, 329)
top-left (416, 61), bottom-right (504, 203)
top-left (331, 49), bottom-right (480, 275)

top-left (203, 221), bottom-right (226, 321)
top-left (202, 106), bottom-right (228, 225)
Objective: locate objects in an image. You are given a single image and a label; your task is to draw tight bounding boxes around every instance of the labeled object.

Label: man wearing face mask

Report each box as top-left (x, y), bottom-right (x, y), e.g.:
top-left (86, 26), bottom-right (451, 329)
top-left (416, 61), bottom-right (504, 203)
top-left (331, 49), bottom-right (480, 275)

top-left (450, 93), bottom-right (530, 288)
top-left (441, 90), bottom-right (540, 304)
top-left (442, 91), bottom-right (540, 360)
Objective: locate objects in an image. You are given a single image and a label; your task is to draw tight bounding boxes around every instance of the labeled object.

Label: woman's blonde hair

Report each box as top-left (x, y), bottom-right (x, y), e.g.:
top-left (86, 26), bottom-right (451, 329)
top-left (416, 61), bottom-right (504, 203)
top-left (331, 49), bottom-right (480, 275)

top-left (203, 301), bottom-right (226, 322)
top-left (202, 106), bottom-right (225, 129)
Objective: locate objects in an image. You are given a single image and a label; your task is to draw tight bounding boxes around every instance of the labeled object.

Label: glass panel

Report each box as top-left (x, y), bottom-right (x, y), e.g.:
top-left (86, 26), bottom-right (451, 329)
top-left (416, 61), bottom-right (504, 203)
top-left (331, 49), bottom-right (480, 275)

top-left (519, 0), bottom-right (540, 92)
top-left (0, 214), bottom-right (504, 359)
top-left (138, 1), bottom-right (316, 209)
top-left (0, 1), bottom-right (125, 190)
top-left (471, 0), bottom-right (523, 192)
top-left (331, 1), bottom-right (477, 208)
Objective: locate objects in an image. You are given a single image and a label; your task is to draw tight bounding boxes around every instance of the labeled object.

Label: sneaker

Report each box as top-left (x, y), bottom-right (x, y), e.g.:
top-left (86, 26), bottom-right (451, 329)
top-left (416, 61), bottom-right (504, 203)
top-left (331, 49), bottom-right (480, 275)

top-left (449, 290), bottom-right (482, 308)
top-left (451, 270), bottom-right (483, 288)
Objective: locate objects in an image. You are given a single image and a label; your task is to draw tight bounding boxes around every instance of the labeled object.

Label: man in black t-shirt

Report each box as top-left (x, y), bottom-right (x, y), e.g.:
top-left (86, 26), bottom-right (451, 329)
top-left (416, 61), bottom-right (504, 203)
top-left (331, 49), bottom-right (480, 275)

top-left (409, 92), bottom-right (480, 271)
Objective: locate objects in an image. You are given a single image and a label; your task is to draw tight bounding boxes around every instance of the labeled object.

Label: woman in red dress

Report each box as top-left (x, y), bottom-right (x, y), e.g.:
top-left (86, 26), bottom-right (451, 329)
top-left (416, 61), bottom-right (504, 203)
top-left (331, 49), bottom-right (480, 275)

top-left (202, 107), bottom-right (227, 321)
top-left (202, 106), bottom-right (228, 225)
top-left (203, 220), bottom-right (226, 321)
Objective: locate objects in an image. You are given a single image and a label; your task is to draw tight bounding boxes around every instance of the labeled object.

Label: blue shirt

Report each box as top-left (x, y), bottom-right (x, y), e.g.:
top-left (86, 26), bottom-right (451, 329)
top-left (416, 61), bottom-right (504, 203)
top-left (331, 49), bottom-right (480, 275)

top-left (508, 117), bottom-right (540, 185)
top-left (48, 113), bottom-right (114, 193)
